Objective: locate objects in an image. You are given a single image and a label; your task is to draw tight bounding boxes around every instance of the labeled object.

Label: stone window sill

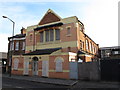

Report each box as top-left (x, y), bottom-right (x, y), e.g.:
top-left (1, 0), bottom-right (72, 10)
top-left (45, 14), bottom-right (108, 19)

top-left (66, 34), bottom-right (72, 37)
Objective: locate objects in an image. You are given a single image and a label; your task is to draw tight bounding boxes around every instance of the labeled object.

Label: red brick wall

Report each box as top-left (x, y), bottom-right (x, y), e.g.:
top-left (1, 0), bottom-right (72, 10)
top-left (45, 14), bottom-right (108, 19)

top-left (12, 56), bottom-right (24, 75)
top-left (49, 55), bottom-right (70, 79)
top-left (39, 12), bottom-right (60, 25)
top-left (12, 70), bottom-right (23, 75)
top-left (60, 23), bottom-right (77, 42)
top-left (62, 47), bottom-right (78, 53)
top-left (26, 31), bottom-right (34, 46)
top-left (49, 72), bottom-right (69, 79)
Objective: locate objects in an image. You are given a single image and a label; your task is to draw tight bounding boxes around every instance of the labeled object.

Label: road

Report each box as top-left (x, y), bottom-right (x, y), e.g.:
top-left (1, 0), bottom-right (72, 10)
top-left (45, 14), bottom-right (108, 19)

top-left (2, 77), bottom-right (120, 90)
top-left (2, 77), bottom-right (70, 90)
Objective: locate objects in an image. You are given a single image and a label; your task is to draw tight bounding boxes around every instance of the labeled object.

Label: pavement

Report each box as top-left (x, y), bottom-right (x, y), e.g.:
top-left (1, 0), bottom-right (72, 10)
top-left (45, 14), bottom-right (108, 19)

top-left (2, 74), bottom-right (78, 86)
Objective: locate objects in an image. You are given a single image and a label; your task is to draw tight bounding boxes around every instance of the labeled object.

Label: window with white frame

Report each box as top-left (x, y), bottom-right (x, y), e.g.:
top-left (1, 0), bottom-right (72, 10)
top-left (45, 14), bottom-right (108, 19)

top-left (12, 42), bottom-right (14, 50)
top-left (114, 51), bottom-right (119, 54)
top-left (15, 41), bottom-right (19, 50)
top-left (10, 41), bottom-right (14, 51)
top-left (55, 57), bottom-right (63, 72)
top-left (89, 42), bottom-right (92, 52)
top-left (92, 45), bottom-right (94, 53)
top-left (22, 41), bottom-right (25, 50)
top-left (86, 40), bottom-right (89, 50)
top-left (13, 59), bottom-right (19, 70)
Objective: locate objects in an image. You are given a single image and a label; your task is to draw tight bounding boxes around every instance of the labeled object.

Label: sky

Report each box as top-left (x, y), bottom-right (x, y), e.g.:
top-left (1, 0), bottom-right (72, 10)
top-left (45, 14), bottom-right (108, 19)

top-left (0, 0), bottom-right (119, 52)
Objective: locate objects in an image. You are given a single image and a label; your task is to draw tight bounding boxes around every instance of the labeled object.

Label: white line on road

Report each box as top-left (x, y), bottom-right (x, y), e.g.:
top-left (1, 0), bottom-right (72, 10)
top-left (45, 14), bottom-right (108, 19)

top-left (15, 86), bottom-right (23, 88)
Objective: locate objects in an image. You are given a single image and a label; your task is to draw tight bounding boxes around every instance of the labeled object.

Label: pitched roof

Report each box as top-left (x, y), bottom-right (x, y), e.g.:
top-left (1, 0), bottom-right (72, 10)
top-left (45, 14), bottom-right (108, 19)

top-left (38, 9), bottom-right (61, 25)
top-left (8, 34), bottom-right (26, 40)
top-left (23, 47), bottom-right (62, 55)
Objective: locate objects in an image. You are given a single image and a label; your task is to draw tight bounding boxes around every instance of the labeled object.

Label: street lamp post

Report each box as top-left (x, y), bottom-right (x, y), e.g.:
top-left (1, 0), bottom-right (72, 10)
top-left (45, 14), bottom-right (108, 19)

top-left (2, 16), bottom-right (15, 77)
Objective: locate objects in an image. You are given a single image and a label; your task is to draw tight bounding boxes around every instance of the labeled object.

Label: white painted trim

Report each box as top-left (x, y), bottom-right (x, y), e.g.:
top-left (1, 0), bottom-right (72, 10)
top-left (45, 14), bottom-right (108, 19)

top-left (69, 52), bottom-right (77, 56)
top-left (79, 54), bottom-right (92, 57)
top-left (10, 37), bottom-right (25, 41)
top-left (54, 57), bottom-right (64, 62)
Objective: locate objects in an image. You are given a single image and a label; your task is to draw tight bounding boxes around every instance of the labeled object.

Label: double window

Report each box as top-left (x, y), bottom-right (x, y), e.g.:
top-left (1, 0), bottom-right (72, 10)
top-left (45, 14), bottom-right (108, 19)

top-left (46, 30), bottom-right (55, 42)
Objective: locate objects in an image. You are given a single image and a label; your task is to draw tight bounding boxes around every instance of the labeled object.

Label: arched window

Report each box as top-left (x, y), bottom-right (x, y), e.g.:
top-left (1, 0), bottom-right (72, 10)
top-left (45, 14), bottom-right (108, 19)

top-left (55, 57), bottom-right (64, 72)
top-left (13, 59), bottom-right (19, 70)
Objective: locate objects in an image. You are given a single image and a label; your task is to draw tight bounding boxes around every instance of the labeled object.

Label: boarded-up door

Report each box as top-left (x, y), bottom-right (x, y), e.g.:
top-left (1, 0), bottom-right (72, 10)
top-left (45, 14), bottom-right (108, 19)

top-left (42, 60), bottom-right (49, 77)
top-left (69, 62), bottom-right (78, 79)
top-left (24, 61), bottom-right (29, 75)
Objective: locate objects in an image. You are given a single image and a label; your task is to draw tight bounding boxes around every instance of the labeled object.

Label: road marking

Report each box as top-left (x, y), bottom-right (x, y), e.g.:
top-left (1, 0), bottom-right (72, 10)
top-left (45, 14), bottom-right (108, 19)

top-left (15, 86), bottom-right (23, 88)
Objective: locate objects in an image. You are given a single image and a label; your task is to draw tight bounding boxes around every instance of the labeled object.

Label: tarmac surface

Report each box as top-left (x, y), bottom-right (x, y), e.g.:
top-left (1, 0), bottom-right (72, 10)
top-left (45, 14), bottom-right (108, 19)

top-left (2, 74), bottom-right (120, 90)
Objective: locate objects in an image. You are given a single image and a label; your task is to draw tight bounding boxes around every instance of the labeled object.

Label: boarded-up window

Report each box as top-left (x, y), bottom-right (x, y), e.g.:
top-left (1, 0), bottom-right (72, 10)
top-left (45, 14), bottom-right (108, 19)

top-left (55, 58), bottom-right (63, 72)
top-left (45, 30), bottom-right (49, 42)
top-left (15, 41), bottom-right (19, 50)
top-left (13, 59), bottom-right (19, 70)
top-left (55, 29), bottom-right (60, 40)
top-left (40, 31), bottom-right (44, 42)
top-left (50, 30), bottom-right (54, 41)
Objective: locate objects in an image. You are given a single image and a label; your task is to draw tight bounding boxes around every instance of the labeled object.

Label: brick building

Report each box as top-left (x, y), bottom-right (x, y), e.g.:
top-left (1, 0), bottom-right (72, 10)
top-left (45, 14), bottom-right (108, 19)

top-left (8, 9), bottom-right (99, 79)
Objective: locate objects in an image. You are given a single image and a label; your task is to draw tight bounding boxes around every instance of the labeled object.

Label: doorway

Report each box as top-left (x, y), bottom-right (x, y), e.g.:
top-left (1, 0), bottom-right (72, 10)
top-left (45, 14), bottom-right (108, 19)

top-left (32, 57), bottom-right (38, 76)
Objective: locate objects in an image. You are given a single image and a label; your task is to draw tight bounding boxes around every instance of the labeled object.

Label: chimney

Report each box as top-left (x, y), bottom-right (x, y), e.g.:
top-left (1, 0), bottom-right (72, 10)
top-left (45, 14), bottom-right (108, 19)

top-left (21, 27), bottom-right (26, 34)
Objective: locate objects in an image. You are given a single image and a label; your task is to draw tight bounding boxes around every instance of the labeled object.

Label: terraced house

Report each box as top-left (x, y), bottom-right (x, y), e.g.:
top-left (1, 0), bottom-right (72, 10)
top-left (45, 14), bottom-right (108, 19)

top-left (8, 9), bottom-right (99, 79)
